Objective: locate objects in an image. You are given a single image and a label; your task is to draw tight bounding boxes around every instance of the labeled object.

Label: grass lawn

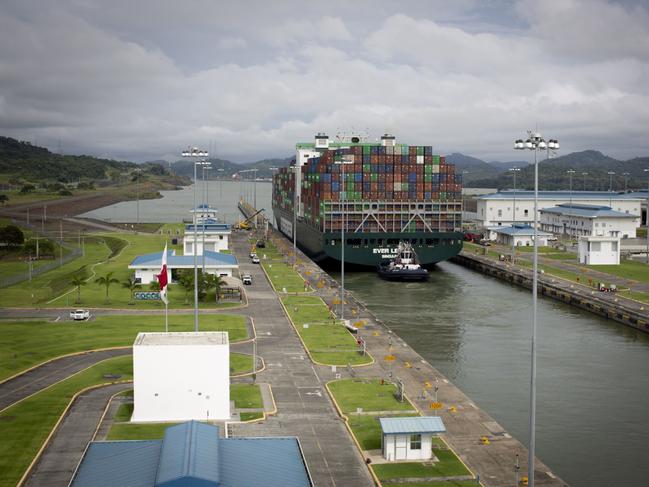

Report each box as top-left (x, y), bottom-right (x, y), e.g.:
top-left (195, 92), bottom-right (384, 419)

top-left (282, 295), bottom-right (372, 366)
top-left (372, 449), bottom-right (471, 479)
top-left (588, 260), bottom-right (649, 282)
top-left (239, 412), bottom-right (264, 421)
top-left (0, 230), bottom-right (238, 309)
top-left (230, 353), bottom-right (254, 376)
top-left (259, 241), bottom-right (310, 293)
top-left (328, 379), bottom-right (416, 414)
top-left (0, 314), bottom-right (248, 381)
top-left (0, 355), bottom-right (132, 487)
top-left (108, 422), bottom-right (175, 440)
top-left (231, 383), bottom-right (263, 409)
top-left (382, 481), bottom-right (477, 487)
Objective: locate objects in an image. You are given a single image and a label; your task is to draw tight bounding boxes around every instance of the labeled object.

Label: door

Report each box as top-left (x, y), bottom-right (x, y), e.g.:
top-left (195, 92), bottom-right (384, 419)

top-left (395, 435), bottom-right (407, 460)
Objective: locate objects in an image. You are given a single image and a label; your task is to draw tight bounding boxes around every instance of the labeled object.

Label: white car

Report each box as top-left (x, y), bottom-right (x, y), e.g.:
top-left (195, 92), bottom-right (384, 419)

top-left (242, 274), bottom-right (252, 285)
top-left (252, 256), bottom-right (260, 264)
top-left (70, 309), bottom-right (90, 321)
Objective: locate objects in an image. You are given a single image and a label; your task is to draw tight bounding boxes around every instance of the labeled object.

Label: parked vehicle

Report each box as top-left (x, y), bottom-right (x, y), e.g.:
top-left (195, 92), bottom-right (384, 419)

top-left (242, 274), bottom-right (252, 285)
top-left (464, 232), bottom-right (483, 242)
top-left (252, 256), bottom-right (260, 264)
top-left (70, 309), bottom-right (90, 321)
top-left (256, 240), bottom-right (266, 248)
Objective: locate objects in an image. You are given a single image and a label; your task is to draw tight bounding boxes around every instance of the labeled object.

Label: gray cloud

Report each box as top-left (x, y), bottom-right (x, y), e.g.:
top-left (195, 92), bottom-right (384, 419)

top-left (0, 0), bottom-right (647, 163)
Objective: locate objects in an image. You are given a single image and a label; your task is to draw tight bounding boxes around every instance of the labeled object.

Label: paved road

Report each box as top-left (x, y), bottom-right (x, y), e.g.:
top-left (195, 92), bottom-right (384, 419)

top-left (0, 348), bottom-right (131, 412)
top-left (23, 383), bottom-right (132, 487)
top-left (229, 232), bottom-right (373, 487)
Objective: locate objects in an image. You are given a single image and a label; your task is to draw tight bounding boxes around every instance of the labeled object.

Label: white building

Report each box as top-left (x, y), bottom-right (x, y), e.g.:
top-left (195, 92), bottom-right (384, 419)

top-left (540, 204), bottom-right (639, 238)
top-left (379, 416), bottom-right (446, 461)
top-left (578, 235), bottom-right (621, 265)
top-left (128, 249), bottom-right (238, 284)
top-left (183, 220), bottom-right (231, 255)
top-left (132, 332), bottom-right (230, 422)
top-left (476, 191), bottom-right (643, 228)
top-left (488, 224), bottom-right (553, 247)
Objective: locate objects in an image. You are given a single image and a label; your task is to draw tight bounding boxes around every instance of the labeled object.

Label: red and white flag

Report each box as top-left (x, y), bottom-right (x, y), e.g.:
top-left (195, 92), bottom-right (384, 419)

top-left (157, 243), bottom-right (169, 304)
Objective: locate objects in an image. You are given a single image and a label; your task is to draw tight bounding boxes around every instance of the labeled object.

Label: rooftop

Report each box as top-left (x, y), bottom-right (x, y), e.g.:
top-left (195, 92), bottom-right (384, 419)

top-left (491, 224), bottom-right (553, 236)
top-left (71, 422), bottom-right (312, 487)
top-left (185, 221), bottom-right (231, 232)
top-left (540, 204), bottom-right (636, 219)
top-left (191, 205), bottom-right (219, 212)
top-left (134, 332), bottom-right (229, 346)
top-left (379, 416), bottom-right (446, 435)
top-left (129, 250), bottom-right (238, 268)
top-left (478, 190), bottom-right (644, 201)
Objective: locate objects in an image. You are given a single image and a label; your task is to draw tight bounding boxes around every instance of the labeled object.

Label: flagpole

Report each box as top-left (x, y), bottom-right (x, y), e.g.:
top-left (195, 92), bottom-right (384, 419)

top-left (165, 301), bottom-right (168, 333)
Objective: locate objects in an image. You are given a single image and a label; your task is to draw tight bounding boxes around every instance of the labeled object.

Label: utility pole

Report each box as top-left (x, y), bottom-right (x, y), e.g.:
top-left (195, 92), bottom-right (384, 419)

top-left (59, 219), bottom-right (63, 266)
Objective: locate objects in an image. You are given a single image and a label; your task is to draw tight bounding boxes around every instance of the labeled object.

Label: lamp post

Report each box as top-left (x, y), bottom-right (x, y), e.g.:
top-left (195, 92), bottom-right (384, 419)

top-left (622, 172), bottom-right (630, 192)
top-left (135, 168), bottom-right (142, 226)
top-left (202, 163), bottom-right (212, 273)
top-left (567, 170), bottom-right (576, 239)
top-left (514, 132), bottom-right (559, 487)
top-left (293, 165), bottom-right (298, 267)
top-left (608, 171), bottom-right (615, 208)
top-left (181, 146), bottom-right (209, 332)
top-left (461, 170), bottom-right (469, 222)
top-left (645, 169), bottom-right (649, 264)
top-left (582, 172), bottom-right (588, 191)
top-left (509, 168), bottom-right (521, 260)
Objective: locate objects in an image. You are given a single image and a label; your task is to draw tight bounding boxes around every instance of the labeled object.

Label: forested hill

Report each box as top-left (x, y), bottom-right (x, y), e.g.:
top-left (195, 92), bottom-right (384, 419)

top-left (0, 136), bottom-right (135, 181)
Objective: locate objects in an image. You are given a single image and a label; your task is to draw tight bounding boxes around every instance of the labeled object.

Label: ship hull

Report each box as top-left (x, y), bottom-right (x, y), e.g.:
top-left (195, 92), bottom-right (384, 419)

top-left (273, 207), bottom-right (463, 268)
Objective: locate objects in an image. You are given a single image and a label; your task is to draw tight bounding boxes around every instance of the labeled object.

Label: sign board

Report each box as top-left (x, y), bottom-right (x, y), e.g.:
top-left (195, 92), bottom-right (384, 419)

top-left (303, 323), bottom-right (309, 329)
top-left (134, 291), bottom-right (161, 301)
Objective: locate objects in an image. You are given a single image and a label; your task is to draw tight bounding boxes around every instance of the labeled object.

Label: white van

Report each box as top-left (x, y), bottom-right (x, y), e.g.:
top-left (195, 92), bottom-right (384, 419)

top-left (242, 274), bottom-right (252, 285)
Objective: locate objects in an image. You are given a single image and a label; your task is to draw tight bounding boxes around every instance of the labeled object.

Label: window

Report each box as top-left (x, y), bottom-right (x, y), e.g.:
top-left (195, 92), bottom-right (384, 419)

top-left (498, 209), bottom-right (502, 217)
top-left (410, 434), bottom-right (422, 450)
top-left (524, 209), bottom-right (529, 217)
top-left (612, 241), bottom-right (618, 251)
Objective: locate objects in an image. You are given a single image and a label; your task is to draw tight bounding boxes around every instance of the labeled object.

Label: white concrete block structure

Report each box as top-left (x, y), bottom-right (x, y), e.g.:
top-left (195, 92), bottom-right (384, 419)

top-left (540, 204), bottom-right (639, 238)
top-left (578, 236), bottom-right (621, 265)
top-left (488, 224), bottom-right (553, 247)
top-left (132, 332), bottom-right (230, 422)
top-left (129, 249), bottom-right (238, 284)
top-left (476, 191), bottom-right (643, 228)
top-left (379, 416), bottom-right (446, 462)
top-left (183, 220), bottom-right (231, 255)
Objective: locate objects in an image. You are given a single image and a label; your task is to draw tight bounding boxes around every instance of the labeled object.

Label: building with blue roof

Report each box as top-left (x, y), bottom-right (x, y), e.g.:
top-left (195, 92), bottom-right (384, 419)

top-left (128, 250), bottom-right (238, 285)
top-left (378, 416), bottom-right (446, 462)
top-left (540, 203), bottom-right (639, 238)
top-left (487, 224), bottom-right (554, 247)
top-left (476, 190), bottom-right (643, 228)
top-left (184, 220), bottom-right (231, 255)
top-left (71, 421), bottom-right (313, 487)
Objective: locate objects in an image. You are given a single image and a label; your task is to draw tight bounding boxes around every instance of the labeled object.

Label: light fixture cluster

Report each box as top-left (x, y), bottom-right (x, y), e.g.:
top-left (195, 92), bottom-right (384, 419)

top-left (182, 147), bottom-right (209, 158)
top-left (513, 133), bottom-right (559, 151)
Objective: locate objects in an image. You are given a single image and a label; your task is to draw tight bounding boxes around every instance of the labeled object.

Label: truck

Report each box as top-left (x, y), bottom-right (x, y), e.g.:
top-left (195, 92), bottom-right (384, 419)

top-left (70, 309), bottom-right (90, 321)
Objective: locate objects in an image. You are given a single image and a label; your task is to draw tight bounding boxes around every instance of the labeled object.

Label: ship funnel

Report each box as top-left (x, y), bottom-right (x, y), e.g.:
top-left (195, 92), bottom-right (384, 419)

top-left (315, 132), bottom-right (329, 149)
top-left (381, 134), bottom-right (396, 147)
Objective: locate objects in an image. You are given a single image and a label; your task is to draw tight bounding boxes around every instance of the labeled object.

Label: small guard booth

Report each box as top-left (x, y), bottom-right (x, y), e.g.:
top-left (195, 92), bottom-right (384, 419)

top-left (379, 416), bottom-right (446, 461)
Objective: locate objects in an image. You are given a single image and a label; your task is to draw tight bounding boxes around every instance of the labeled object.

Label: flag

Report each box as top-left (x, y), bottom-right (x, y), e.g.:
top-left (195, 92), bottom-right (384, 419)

top-left (157, 243), bottom-right (169, 304)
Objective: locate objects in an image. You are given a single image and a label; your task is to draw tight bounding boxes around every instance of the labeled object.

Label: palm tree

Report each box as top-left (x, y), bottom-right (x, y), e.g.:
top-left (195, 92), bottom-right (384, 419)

top-left (204, 274), bottom-right (226, 301)
top-left (121, 276), bottom-right (141, 304)
top-left (95, 271), bottom-right (119, 303)
top-left (177, 270), bottom-right (194, 305)
top-left (70, 273), bottom-right (87, 304)
top-left (149, 281), bottom-right (161, 292)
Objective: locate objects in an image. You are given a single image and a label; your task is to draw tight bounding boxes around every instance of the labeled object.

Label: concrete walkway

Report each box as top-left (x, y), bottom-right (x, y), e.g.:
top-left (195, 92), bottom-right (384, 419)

top-left (0, 348), bottom-right (131, 412)
top-left (228, 231), bottom-right (374, 487)
top-left (23, 383), bottom-right (131, 487)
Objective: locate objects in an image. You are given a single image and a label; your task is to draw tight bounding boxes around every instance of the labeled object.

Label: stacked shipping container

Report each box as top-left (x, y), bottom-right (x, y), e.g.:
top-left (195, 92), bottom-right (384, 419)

top-left (272, 143), bottom-right (463, 234)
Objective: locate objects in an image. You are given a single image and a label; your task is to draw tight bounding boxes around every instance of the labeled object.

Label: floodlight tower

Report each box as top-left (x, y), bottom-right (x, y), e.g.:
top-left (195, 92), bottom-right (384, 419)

top-left (514, 132), bottom-right (559, 487)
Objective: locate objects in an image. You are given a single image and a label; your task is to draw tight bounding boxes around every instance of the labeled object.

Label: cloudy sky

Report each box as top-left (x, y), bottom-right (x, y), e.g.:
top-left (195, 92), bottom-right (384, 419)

top-left (1, 0), bottom-right (648, 163)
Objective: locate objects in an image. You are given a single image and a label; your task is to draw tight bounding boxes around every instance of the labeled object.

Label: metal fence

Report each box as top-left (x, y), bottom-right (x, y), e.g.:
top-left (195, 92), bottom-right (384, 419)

top-left (0, 219), bottom-right (83, 288)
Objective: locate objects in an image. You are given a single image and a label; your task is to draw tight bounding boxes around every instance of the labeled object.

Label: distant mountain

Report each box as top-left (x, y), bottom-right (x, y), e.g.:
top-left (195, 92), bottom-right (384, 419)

top-left (0, 136), bottom-right (135, 181)
top-left (444, 153), bottom-right (500, 183)
top-left (468, 150), bottom-right (649, 191)
top-left (171, 156), bottom-right (293, 180)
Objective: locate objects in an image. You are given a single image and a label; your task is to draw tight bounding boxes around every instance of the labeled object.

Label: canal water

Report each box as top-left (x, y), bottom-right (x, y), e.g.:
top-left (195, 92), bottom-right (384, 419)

top-left (85, 182), bottom-right (649, 487)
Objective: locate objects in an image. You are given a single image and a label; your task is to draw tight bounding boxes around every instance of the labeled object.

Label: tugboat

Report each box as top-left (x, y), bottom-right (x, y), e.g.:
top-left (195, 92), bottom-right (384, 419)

top-left (377, 242), bottom-right (429, 281)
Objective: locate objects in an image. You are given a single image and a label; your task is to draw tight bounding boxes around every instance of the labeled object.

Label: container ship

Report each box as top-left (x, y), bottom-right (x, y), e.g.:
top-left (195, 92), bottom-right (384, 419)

top-left (272, 133), bottom-right (463, 267)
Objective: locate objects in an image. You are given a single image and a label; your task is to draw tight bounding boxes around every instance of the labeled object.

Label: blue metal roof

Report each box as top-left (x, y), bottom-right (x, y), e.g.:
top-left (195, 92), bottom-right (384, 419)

top-left (540, 203), bottom-right (636, 218)
top-left (71, 441), bottom-right (162, 487)
top-left (379, 416), bottom-right (446, 435)
top-left (191, 205), bottom-right (219, 211)
top-left (130, 250), bottom-right (238, 268)
top-left (491, 224), bottom-right (553, 236)
top-left (479, 190), bottom-right (643, 200)
top-left (185, 223), bottom-right (231, 232)
top-left (71, 422), bottom-right (312, 487)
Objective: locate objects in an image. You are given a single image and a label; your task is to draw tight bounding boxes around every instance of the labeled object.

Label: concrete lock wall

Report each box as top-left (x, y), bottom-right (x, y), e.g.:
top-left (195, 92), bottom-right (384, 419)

top-left (132, 342), bottom-right (230, 422)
